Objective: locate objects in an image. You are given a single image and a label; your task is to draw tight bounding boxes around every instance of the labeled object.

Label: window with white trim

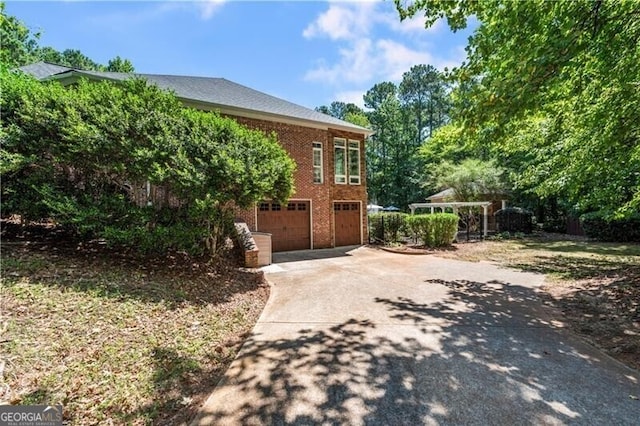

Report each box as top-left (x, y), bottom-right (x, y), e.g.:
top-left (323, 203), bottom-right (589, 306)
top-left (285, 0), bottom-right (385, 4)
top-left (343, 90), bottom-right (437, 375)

top-left (334, 138), bottom-right (347, 184)
top-left (312, 142), bottom-right (323, 184)
top-left (348, 140), bottom-right (361, 185)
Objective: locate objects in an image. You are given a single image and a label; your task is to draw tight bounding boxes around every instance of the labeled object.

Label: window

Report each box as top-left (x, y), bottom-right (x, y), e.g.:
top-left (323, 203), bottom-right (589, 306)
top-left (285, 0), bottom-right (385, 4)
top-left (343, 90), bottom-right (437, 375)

top-left (313, 142), bottom-right (323, 184)
top-left (271, 203), bottom-right (281, 211)
top-left (348, 140), bottom-right (361, 185)
top-left (334, 138), bottom-right (361, 185)
top-left (297, 203), bottom-right (307, 211)
top-left (287, 202), bottom-right (296, 211)
top-left (334, 138), bottom-right (347, 184)
top-left (259, 202), bottom-right (269, 211)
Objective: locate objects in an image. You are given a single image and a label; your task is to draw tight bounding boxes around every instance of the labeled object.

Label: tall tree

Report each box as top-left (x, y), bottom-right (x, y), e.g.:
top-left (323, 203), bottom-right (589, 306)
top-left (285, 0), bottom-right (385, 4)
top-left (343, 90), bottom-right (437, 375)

top-left (315, 101), bottom-right (363, 120)
top-left (395, 0), bottom-right (640, 215)
top-left (399, 64), bottom-right (450, 145)
top-left (0, 2), bottom-right (40, 67)
top-left (106, 56), bottom-right (135, 73)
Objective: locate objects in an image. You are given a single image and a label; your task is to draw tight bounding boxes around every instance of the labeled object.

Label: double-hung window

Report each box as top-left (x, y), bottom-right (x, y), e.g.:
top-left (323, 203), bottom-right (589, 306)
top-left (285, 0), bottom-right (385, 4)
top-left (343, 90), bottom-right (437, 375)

top-left (334, 138), bottom-right (361, 185)
top-left (312, 142), bottom-right (323, 184)
top-left (334, 138), bottom-right (347, 184)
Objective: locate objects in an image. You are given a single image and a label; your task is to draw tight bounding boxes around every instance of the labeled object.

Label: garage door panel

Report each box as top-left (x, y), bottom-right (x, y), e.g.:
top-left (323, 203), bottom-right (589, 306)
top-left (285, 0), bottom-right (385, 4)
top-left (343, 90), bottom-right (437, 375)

top-left (257, 201), bottom-right (310, 252)
top-left (334, 202), bottom-right (361, 247)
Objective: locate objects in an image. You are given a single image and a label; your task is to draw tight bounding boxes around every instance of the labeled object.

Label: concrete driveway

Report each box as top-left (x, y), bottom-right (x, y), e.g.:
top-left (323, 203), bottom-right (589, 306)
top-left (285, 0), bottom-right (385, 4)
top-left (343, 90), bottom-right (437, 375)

top-left (193, 246), bottom-right (639, 425)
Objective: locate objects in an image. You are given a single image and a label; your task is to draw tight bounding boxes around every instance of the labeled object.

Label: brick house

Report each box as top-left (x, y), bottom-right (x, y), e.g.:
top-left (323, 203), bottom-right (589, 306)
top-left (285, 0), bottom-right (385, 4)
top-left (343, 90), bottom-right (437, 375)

top-left (20, 62), bottom-right (373, 252)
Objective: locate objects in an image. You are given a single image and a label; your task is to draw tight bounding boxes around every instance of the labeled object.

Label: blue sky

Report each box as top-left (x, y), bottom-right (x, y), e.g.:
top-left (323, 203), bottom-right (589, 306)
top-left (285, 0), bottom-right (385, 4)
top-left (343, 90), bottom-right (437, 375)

top-left (7, 1), bottom-right (476, 110)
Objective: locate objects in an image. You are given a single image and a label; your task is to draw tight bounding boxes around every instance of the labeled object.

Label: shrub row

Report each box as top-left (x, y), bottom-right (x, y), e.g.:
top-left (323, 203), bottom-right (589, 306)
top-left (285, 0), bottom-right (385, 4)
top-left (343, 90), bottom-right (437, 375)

top-left (580, 211), bottom-right (640, 242)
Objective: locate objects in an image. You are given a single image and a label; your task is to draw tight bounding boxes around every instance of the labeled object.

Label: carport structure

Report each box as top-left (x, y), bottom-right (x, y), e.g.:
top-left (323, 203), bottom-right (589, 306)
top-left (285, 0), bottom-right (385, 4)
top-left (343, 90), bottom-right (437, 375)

top-left (408, 201), bottom-right (493, 237)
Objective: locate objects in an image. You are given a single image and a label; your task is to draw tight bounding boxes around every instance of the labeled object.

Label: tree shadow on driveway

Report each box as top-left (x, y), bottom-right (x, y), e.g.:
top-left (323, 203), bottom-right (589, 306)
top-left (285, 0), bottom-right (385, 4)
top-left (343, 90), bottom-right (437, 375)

top-left (195, 279), bottom-right (640, 425)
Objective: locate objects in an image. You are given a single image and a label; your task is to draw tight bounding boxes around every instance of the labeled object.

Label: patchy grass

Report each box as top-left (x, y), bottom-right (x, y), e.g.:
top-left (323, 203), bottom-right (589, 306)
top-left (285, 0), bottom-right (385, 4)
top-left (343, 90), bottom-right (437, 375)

top-left (0, 242), bottom-right (269, 425)
top-left (434, 233), bottom-right (640, 371)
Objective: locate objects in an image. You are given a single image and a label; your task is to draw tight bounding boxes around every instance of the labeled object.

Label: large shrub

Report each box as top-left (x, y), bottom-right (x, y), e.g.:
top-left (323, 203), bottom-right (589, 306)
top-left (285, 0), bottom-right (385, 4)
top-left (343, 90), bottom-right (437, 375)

top-left (406, 213), bottom-right (458, 247)
top-left (495, 207), bottom-right (533, 233)
top-left (368, 213), bottom-right (407, 243)
top-left (0, 69), bottom-right (295, 256)
top-left (580, 211), bottom-right (640, 242)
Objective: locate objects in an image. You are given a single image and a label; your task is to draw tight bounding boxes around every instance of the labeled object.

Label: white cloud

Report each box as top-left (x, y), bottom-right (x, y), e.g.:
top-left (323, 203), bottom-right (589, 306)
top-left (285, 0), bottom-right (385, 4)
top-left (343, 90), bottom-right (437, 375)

top-left (197, 0), bottom-right (225, 20)
top-left (304, 38), bottom-right (375, 84)
top-left (303, 1), bottom-right (470, 98)
top-left (334, 90), bottom-right (367, 108)
top-left (376, 39), bottom-right (432, 80)
top-left (304, 36), bottom-right (456, 85)
top-left (302, 2), bottom-right (378, 40)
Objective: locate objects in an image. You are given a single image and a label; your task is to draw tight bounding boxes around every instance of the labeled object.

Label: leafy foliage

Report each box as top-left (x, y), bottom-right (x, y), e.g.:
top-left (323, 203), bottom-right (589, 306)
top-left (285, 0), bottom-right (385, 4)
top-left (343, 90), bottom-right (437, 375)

top-left (394, 0), bottom-right (640, 218)
top-left (368, 213), bottom-right (408, 244)
top-left (406, 213), bottom-right (458, 247)
top-left (431, 158), bottom-right (506, 202)
top-left (580, 211), bottom-right (640, 242)
top-left (1, 69), bottom-right (295, 256)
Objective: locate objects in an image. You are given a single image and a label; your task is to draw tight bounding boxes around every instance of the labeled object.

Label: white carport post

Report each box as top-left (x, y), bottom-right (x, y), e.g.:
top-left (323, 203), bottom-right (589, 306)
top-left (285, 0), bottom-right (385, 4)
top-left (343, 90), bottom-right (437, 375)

top-left (482, 205), bottom-right (488, 237)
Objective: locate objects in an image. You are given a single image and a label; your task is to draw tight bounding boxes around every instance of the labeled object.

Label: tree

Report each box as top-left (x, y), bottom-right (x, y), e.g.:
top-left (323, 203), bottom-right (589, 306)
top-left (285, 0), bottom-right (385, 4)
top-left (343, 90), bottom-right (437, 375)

top-left (431, 159), bottom-right (506, 202)
top-left (399, 64), bottom-right (450, 144)
top-left (363, 82), bottom-right (405, 206)
top-left (1, 70), bottom-right (294, 255)
top-left (315, 101), bottom-right (364, 121)
top-left (107, 56), bottom-right (135, 73)
top-left (395, 0), bottom-right (640, 215)
top-left (0, 1), bottom-right (40, 67)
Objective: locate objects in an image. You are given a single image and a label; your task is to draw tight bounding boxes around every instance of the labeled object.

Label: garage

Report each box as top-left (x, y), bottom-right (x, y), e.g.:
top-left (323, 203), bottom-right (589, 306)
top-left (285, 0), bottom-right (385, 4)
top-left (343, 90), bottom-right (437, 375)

top-left (334, 202), bottom-right (361, 247)
top-left (257, 201), bottom-right (311, 252)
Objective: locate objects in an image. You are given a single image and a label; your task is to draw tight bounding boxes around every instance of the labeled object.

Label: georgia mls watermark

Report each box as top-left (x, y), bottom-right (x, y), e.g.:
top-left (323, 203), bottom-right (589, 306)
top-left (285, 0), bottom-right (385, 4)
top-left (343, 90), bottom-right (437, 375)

top-left (0, 405), bottom-right (62, 426)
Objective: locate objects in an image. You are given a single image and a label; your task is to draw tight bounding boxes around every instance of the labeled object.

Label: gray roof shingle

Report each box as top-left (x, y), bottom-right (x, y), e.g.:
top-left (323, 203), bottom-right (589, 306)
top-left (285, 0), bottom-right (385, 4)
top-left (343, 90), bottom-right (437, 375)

top-left (17, 62), bottom-right (73, 80)
top-left (18, 62), bottom-right (371, 135)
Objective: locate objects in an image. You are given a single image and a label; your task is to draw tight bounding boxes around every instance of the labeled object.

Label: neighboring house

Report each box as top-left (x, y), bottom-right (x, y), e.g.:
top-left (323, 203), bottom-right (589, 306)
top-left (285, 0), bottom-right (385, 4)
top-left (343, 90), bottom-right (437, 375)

top-left (20, 62), bottom-right (373, 252)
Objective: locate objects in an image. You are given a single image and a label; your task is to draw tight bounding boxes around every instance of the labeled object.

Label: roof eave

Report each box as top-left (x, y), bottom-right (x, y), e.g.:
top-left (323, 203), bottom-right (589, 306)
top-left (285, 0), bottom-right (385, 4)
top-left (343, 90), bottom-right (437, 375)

top-left (179, 98), bottom-right (374, 137)
top-left (40, 71), bottom-right (375, 137)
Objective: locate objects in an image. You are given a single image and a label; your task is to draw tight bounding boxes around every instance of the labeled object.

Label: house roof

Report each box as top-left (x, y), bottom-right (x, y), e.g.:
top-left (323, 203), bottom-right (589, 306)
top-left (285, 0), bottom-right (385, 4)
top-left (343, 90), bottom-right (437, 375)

top-left (18, 62), bottom-right (73, 80)
top-left (18, 62), bottom-right (373, 136)
top-left (426, 188), bottom-right (456, 200)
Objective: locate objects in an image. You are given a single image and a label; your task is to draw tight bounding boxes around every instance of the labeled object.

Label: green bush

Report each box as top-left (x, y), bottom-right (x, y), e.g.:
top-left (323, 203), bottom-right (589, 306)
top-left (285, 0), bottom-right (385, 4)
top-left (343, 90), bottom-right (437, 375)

top-left (580, 211), bottom-right (640, 242)
top-left (368, 213), bottom-right (408, 243)
top-left (0, 69), bottom-right (295, 257)
top-left (406, 213), bottom-right (458, 247)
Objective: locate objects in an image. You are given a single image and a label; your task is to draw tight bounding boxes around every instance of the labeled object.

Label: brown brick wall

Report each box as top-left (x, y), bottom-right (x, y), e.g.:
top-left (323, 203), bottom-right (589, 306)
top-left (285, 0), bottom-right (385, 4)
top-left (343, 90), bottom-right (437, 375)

top-left (230, 116), bottom-right (368, 249)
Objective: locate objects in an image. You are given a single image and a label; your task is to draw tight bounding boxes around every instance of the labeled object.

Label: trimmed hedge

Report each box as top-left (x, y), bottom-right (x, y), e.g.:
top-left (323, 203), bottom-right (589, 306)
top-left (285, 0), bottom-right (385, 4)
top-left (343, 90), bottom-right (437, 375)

top-left (495, 207), bottom-right (533, 234)
top-left (368, 213), bottom-right (408, 243)
top-left (406, 213), bottom-right (458, 247)
top-left (580, 211), bottom-right (640, 242)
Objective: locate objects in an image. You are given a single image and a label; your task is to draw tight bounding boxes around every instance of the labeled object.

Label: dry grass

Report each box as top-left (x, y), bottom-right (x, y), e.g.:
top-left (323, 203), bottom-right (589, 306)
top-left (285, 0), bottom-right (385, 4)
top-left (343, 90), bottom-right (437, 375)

top-left (0, 242), bottom-right (269, 425)
top-left (434, 233), bottom-right (640, 371)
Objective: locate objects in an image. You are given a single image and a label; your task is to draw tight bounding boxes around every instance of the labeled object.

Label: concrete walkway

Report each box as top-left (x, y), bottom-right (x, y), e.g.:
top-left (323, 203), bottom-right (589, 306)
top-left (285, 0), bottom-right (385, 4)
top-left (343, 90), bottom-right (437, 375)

top-left (193, 246), bottom-right (639, 425)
